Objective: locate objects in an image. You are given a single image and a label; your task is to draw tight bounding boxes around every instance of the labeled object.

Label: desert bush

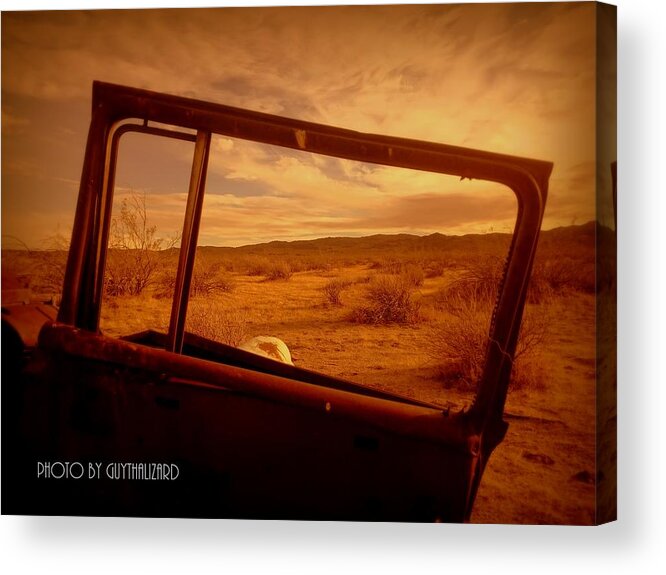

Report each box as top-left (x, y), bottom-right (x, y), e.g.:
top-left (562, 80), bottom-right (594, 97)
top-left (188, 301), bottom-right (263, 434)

top-left (185, 300), bottom-right (248, 346)
top-left (367, 259), bottom-right (384, 271)
top-left (286, 257), bottom-right (330, 273)
top-left (369, 258), bottom-right (425, 286)
top-left (436, 257), bottom-right (504, 309)
top-left (351, 274), bottom-right (421, 325)
top-left (300, 255), bottom-right (333, 273)
top-left (424, 260), bottom-right (447, 279)
top-left (264, 260), bottom-right (293, 281)
top-left (154, 256), bottom-right (234, 299)
top-left (430, 296), bottom-right (490, 388)
top-left (322, 278), bottom-right (352, 306)
top-left (368, 258), bottom-right (400, 274)
top-left (355, 274), bottom-right (372, 285)
top-left (435, 254), bottom-right (594, 308)
top-left (436, 258), bottom-right (594, 307)
top-left (531, 258), bottom-right (595, 297)
top-left (200, 268), bottom-right (234, 296)
top-left (242, 256), bottom-right (293, 280)
top-left (382, 259), bottom-right (404, 275)
top-left (401, 263), bottom-right (425, 287)
top-left (430, 294), bottom-right (547, 391)
top-left (244, 256), bottom-right (273, 276)
top-left (190, 259), bottom-right (234, 297)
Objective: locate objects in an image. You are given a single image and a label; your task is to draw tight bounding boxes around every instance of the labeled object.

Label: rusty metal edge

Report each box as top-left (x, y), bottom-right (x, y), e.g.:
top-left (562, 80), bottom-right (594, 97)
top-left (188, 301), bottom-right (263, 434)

top-left (39, 322), bottom-right (478, 453)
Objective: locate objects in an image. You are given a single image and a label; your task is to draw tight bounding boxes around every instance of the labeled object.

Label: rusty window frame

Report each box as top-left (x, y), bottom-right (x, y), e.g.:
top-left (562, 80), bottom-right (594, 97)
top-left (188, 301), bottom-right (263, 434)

top-left (58, 81), bottom-right (552, 432)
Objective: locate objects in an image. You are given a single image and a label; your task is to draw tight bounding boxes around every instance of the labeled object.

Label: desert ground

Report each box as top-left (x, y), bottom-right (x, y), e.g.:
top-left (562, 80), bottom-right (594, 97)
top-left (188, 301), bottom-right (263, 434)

top-left (2, 222), bottom-right (615, 524)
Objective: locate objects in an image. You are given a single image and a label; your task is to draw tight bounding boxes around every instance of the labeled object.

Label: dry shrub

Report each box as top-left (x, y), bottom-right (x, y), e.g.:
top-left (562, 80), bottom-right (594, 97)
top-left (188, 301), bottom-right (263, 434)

top-left (368, 258), bottom-right (394, 272)
top-left (351, 274), bottom-right (421, 325)
top-left (185, 300), bottom-right (247, 346)
top-left (237, 254), bottom-right (331, 276)
top-left (430, 254), bottom-right (556, 390)
top-left (299, 255), bottom-right (333, 273)
top-left (369, 259), bottom-right (425, 287)
top-left (244, 256), bottom-right (272, 276)
top-left (381, 259), bottom-right (404, 274)
top-left (154, 256), bottom-right (234, 299)
top-left (283, 258), bottom-right (312, 274)
top-left (264, 260), bottom-right (293, 281)
top-left (431, 293), bottom-right (548, 391)
top-left (401, 263), bottom-right (425, 287)
top-left (242, 256), bottom-right (276, 277)
top-left (105, 250), bottom-right (155, 296)
top-left (438, 257), bottom-right (504, 307)
top-left (425, 260), bottom-right (447, 279)
top-left (431, 296), bottom-right (489, 389)
top-left (191, 259), bottom-right (234, 296)
top-left (437, 255), bottom-right (594, 307)
top-left (531, 258), bottom-right (595, 297)
top-left (354, 274), bottom-right (372, 285)
top-left (322, 278), bottom-right (352, 306)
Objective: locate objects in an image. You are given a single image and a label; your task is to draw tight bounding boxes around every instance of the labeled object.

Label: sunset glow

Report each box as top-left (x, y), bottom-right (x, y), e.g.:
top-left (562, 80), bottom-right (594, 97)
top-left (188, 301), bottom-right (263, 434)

top-left (2, 3), bottom-right (610, 247)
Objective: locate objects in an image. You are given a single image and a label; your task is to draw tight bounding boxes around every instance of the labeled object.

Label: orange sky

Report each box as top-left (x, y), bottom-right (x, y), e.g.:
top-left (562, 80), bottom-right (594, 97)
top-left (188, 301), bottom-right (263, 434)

top-left (1, 3), bottom-right (614, 247)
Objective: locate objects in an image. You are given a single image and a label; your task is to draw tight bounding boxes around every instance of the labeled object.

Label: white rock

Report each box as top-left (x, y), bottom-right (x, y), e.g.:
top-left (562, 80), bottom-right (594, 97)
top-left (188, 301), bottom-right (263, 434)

top-left (238, 336), bottom-right (293, 365)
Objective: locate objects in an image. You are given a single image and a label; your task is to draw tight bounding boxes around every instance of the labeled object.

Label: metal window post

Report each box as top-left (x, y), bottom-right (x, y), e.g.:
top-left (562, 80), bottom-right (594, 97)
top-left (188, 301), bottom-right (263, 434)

top-left (166, 130), bottom-right (211, 353)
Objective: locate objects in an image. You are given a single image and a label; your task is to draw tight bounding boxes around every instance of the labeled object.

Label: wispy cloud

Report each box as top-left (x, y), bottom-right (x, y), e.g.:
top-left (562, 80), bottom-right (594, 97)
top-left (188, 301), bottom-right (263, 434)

top-left (2, 3), bottom-right (601, 247)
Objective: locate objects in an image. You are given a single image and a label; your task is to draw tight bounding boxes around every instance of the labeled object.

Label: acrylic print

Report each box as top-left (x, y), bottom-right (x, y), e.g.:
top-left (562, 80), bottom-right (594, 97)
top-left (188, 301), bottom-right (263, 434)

top-left (1, 2), bottom-right (616, 524)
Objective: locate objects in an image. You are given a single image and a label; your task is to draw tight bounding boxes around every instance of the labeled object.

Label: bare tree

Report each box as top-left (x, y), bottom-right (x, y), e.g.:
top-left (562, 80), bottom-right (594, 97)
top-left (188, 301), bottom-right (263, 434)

top-left (105, 192), bottom-right (177, 296)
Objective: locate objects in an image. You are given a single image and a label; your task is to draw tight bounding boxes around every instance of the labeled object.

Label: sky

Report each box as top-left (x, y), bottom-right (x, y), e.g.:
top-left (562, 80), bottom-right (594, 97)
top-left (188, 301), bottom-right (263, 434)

top-left (1, 2), bottom-right (614, 248)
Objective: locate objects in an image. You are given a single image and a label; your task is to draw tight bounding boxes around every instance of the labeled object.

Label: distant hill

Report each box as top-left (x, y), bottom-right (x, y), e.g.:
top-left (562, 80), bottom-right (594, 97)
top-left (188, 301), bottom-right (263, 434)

top-left (2, 221), bottom-right (611, 296)
top-left (2, 221), bottom-right (609, 268)
top-left (191, 221), bottom-right (602, 265)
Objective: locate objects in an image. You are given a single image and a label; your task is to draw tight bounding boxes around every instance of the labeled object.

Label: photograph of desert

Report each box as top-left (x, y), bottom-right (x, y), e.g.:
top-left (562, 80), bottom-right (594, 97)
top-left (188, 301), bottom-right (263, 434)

top-left (1, 3), bottom-right (616, 524)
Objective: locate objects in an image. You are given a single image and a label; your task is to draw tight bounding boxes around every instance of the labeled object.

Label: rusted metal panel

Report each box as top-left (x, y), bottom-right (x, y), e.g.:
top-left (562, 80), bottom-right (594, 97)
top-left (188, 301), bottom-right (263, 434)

top-left (23, 328), bottom-right (476, 520)
top-left (125, 329), bottom-right (446, 410)
top-left (39, 323), bottom-right (477, 450)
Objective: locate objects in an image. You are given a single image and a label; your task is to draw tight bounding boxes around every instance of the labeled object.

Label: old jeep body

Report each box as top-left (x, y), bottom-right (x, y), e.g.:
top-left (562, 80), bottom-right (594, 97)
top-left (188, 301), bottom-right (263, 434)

top-left (2, 82), bottom-right (551, 521)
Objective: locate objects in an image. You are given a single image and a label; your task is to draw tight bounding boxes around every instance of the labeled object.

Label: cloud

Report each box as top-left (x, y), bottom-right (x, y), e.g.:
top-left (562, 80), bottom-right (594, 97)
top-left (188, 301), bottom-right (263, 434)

top-left (310, 191), bottom-right (516, 234)
top-left (2, 4), bottom-right (601, 246)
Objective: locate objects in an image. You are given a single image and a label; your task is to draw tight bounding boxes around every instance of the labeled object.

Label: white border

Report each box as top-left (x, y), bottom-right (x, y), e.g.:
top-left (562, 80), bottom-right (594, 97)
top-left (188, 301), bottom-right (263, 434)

top-left (2, 0), bottom-right (665, 573)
